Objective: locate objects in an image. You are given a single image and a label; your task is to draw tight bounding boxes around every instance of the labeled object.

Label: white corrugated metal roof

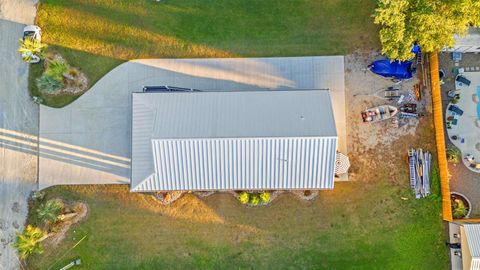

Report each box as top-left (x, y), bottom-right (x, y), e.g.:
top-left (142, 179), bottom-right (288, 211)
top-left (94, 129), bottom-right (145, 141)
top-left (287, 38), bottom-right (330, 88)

top-left (133, 137), bottom-right (337, 191)
top-left (131, 90), bottom-right (337, 191)
top-left (146, 90), bottom-right (336, 138)
top-left (465, 224), bottom-right (480, 259)
top-left (471, 259), bottom-right (480, 270)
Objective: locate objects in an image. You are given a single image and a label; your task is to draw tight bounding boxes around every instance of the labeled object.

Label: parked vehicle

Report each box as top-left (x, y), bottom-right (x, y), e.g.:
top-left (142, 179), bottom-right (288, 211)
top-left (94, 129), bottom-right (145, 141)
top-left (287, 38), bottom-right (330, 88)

top-left (361, 105), bottom-right (398, 123)
top-left (142, 85), bottom-right (200, 92)
top-left (23, 25), bottom-right (41, 42)
top-left (21, 25), bottom-right (42, 64)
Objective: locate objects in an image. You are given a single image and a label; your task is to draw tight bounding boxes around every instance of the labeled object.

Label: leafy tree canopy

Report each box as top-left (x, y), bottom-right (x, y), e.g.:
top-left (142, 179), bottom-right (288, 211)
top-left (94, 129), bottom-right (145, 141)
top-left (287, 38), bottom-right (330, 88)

top-left (374, 0), bottom-right (480, 61)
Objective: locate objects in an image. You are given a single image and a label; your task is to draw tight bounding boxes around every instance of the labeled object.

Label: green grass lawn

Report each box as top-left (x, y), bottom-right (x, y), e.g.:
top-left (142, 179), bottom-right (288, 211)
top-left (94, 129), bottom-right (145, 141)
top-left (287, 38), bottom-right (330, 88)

top-left (31, 0), bottom-right (379, 107)
top-left (27, 178), bottom-right (448, 270)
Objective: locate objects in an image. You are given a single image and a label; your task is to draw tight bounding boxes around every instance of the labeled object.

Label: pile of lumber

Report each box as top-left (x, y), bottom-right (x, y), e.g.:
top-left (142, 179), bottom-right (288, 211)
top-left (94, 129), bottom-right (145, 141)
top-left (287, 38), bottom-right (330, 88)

top-left (408, 148), bottom-right (432, 198)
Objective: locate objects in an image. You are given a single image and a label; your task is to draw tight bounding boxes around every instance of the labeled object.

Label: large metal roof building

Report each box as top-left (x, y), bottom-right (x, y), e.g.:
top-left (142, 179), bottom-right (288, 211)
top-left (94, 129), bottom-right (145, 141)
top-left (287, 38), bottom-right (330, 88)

top-left (130, 89), bottom-right (337, 192)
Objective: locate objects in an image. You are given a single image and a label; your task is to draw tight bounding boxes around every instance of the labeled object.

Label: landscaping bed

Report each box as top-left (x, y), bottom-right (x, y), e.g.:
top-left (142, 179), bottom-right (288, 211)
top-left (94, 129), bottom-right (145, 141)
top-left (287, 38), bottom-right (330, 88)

top-left (13, 192), bottom-right (88, 261)
top-left (451, 192), bottom-right (472, 219)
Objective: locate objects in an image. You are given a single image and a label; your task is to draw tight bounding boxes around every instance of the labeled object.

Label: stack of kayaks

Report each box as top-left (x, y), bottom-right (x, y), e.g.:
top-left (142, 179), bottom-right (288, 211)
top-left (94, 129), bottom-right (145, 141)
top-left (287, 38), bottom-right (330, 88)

top-left (408, 148), bottom-right (432, 199)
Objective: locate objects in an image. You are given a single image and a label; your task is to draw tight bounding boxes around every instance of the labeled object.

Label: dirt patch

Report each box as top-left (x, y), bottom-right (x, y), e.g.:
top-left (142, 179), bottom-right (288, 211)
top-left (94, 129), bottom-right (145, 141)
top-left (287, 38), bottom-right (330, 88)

top-left (345, 51), bottom-right (435, 183)
top-left (346, 52), bottom-right (422, 151)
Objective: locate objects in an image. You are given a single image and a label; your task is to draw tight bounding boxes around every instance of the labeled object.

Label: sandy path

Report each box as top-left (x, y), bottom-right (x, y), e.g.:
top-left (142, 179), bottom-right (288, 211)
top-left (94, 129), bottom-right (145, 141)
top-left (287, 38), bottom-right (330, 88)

top-left (0, 1), bottom-right (38, 269)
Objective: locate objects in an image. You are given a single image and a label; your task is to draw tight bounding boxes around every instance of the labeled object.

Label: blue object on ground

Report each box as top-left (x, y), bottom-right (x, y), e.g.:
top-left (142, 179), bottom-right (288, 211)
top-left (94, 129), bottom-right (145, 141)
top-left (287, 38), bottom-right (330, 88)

top-left (369, 59), bottom-right (413, 79)
top-left (448, 105), bottom-right (464, 116)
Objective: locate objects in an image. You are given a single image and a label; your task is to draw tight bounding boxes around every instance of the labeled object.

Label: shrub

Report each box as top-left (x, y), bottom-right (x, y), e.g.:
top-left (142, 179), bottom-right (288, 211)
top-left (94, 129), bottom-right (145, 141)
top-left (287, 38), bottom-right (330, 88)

top-left (238, 191), bottom-right (249, 204)
top-left (68, 67), bottom-right (80, 77)
top-left (249, 194), bottom-right (260, 206)
top-left (446, 147), bottom-right (461, 164)
top-left (45, 59), bottom-right (70, 81)
top-left (72, 78), bottom-right (85, 88)
top-left (452, 198), bottom-right (468, 219)
top-left (37, 199), bottom-right (64, 224)
top-left (13, 225), bottom-right (45, 259)
top-left (18, 39), bottom-right (47, 62)
top-left (259, 192), bottom-right (270, 203)
top-left (31, 191), bottom-right (45, 201)
top-left (36, 75), bottom-right (64, 93)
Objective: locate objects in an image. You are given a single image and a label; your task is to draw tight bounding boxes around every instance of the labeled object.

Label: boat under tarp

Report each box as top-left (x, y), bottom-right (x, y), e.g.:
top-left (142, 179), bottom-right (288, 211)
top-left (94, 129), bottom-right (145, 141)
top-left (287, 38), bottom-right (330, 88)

top-left (369, 59), bottom-right (413, 79)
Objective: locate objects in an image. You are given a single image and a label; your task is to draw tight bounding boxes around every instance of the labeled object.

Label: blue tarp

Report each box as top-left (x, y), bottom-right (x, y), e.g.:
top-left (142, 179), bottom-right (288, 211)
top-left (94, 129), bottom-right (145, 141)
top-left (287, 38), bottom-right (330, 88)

top-left (411, 44), bottom-right (420, 54)
top-left (369, 59), bottom-right (413, 79)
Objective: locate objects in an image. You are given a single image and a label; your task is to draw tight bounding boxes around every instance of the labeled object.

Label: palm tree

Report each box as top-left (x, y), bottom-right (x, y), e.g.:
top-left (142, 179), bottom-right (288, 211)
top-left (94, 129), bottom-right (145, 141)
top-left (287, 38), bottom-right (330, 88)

top-left (18, 38), bottom-right (47, 62)
top-left (13, 225), bottom-right (47, 259)
top-left (37, 200), bottom-right (64, 224)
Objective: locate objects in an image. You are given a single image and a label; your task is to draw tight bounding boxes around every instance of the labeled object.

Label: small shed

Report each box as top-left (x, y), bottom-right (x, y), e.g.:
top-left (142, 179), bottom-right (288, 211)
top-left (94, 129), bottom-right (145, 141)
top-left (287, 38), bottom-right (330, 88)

top-left (130, 89), bottom-right (338, 192)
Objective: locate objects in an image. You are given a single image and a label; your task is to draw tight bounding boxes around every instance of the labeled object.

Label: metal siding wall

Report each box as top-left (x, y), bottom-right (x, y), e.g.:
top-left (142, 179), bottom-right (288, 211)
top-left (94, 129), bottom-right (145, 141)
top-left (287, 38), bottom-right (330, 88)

top-left (147, 137), bottom-right (336, 191)
top-left (465, 224), bottom-right (480, 257)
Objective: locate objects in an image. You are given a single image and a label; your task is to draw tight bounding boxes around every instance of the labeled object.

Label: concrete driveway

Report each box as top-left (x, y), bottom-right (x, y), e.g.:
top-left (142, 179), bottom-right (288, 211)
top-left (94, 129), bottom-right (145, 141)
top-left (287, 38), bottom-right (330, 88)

top-left (39, 56), bottom-right (346, 189)
top-left (0, 0), bottom-right (38, 269)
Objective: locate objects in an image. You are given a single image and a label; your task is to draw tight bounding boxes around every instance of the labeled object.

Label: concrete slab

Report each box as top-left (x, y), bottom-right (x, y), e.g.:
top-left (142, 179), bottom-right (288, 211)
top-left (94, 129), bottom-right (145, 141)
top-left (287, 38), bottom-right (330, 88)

top-left (0, 1), bottom-right (39, 268)
top-left (449, 222), bottom-right (463, 270)
top-left (446, 71), bottom-right (480, 172)
top-left (39, 56), bottom-right (347, 188)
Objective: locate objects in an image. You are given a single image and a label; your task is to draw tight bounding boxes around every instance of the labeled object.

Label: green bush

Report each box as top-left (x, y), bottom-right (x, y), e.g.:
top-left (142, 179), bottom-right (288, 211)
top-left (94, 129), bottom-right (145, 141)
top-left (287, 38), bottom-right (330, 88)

top-left (13, 225), bottom-right (45, 259)
top-left (249, 194), bottom-right (260, 206)
top-left (452, 198), bottom-right (468, 219)
top-left (259, 192), bottom-right (270, 203)
top-left (446, 147), bottom-right (461, 164)
top-left (37, 199), bottom-right (64, 224)
top-left (45, 59), bottom-right (70, 81)
top-left (36, 75), bottom-right (64, 94)
top-left (238, 191), bottom-right (249, 204)
top-left (18, 39), bottom-right (47, 62)
top-left (68, 67), bottom-right (80, 77)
